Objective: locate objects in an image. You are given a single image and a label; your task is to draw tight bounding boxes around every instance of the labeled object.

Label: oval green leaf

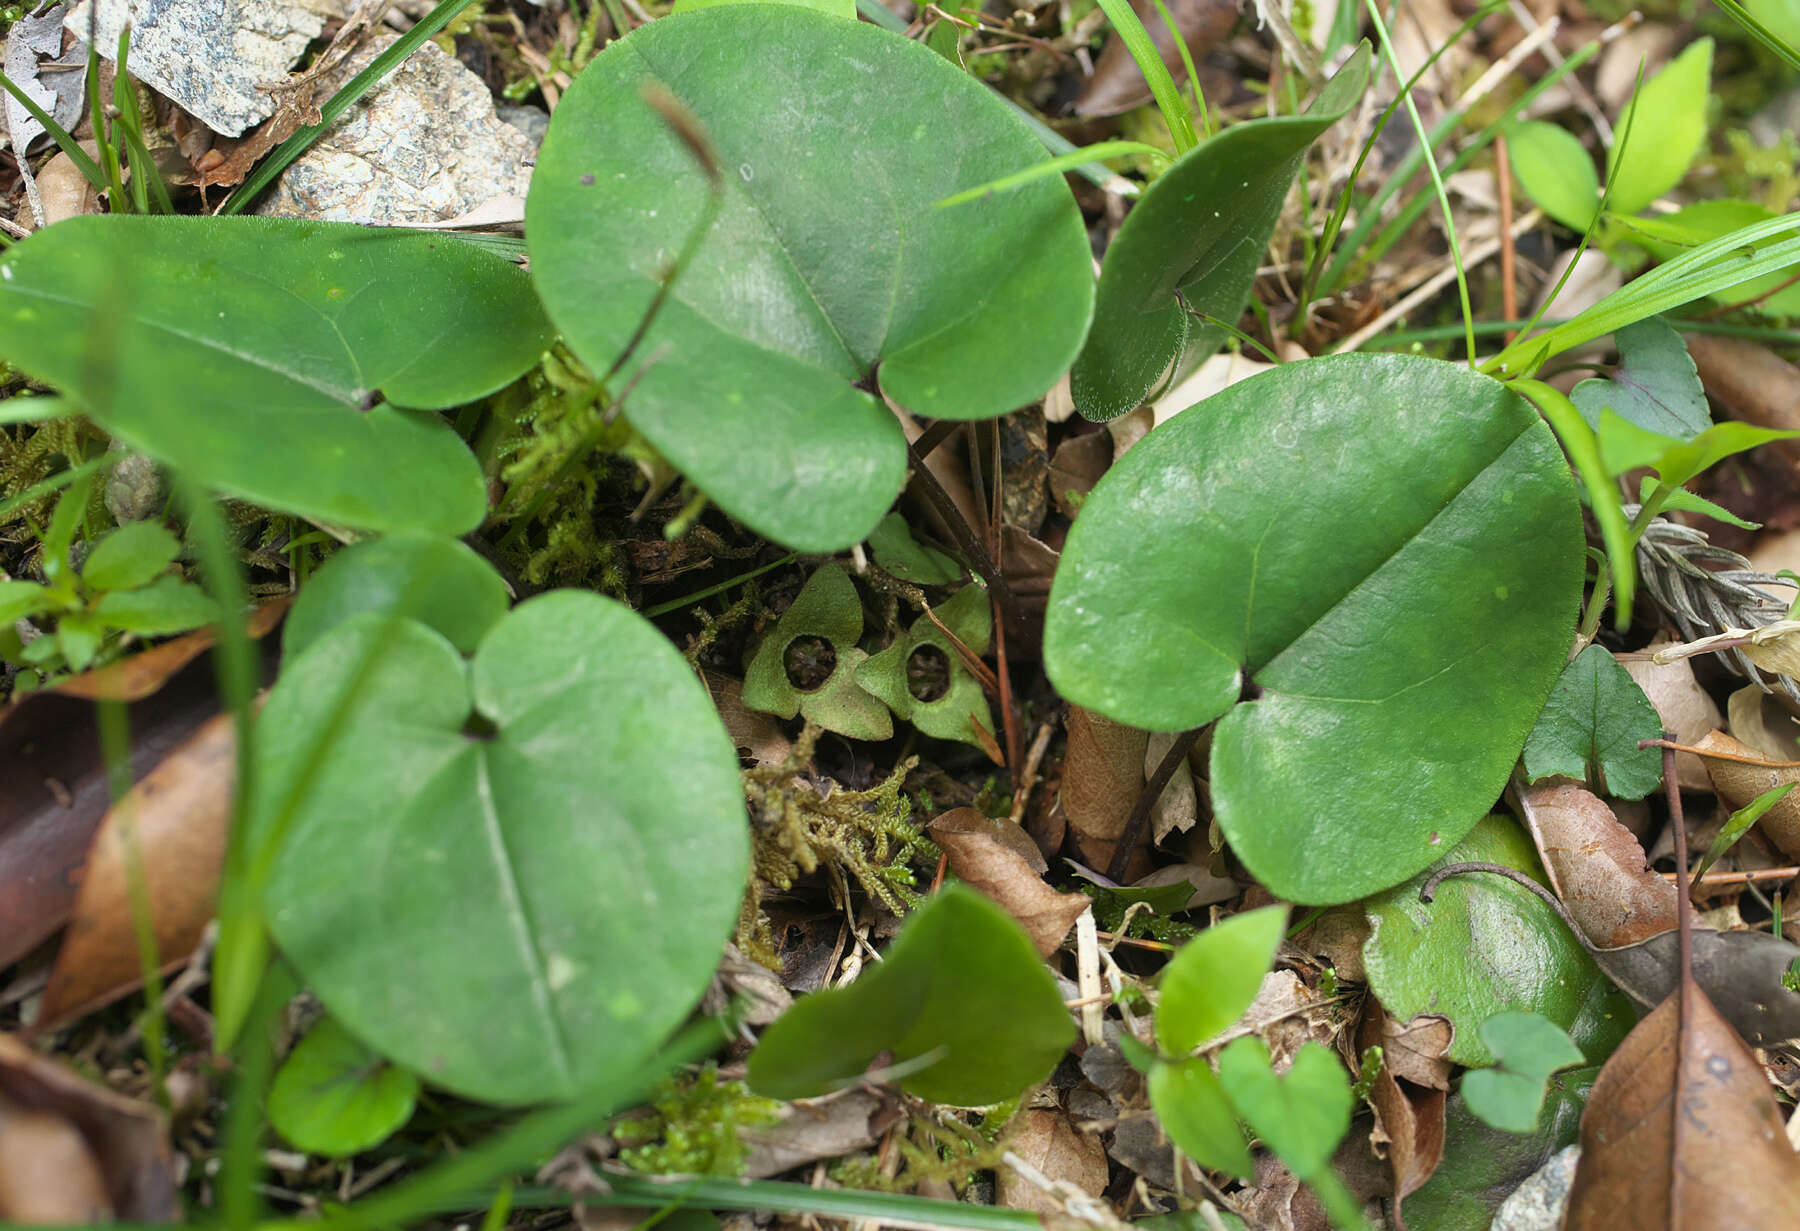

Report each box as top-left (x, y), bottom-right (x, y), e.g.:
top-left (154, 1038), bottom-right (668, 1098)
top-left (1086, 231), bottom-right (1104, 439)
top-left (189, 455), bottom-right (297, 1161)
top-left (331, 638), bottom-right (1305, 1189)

top-left (260, 591), bottom-right (748, 1104)
top-left (1607, 39), bottom-right (1712, 216)
top-left (746, 884), bottom-right (1075, 1106)
top-left (0, 216), bottom-right (552, 535)
top-left (268, 1015), bottom-right (421, 1157)
top-left (1147, 1056), bottom-right (1253, 1179)
top-left (528, 7), bottom-right (1094, 550)
top-left (1362, 815), bottom-right (1634, 1068)
top-left (284, 533), bottom-right (511, 659)
top-left (1506, 120), bottom-right (1599, 234)
top-left (1214, 1037), bottom-right (1350, 1181)
top-left (1045, 353), bottom-right (1584, 904)
top-left (1069, 45), bottom-right (1369, 421)
top-left (81, 521), bottom-right (180, 593)
top-left (1156, 905), bottom-right (1285, 1056)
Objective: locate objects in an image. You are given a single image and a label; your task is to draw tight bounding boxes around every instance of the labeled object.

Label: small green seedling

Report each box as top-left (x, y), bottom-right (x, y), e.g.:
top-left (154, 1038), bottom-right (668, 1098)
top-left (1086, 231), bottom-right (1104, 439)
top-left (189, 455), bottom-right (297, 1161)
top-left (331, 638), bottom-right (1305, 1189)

top-left (268, 1015), bottom-right (421, 1157)
top-left (1460, 1012), bottom-right (1584, 1135)
top-left (746, 885), bottom-right (1075, 1106)
top-left (0, 478), bottom-right (216, 681)
top-left (1522, 644), bottom-right (1665, 800)
top-left (867, 513), bottom-right (963, 586)
top-left (1693, 784), bottom-right (1798, 882)
top-left (742, 564), bottom-right (892, 740)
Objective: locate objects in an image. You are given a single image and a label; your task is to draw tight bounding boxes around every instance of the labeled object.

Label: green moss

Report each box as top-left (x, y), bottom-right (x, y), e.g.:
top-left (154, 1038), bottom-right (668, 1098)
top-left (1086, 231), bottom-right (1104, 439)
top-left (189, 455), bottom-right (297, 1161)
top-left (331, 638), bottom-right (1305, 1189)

top-left (616, 1063), bottom-right (783, 1177)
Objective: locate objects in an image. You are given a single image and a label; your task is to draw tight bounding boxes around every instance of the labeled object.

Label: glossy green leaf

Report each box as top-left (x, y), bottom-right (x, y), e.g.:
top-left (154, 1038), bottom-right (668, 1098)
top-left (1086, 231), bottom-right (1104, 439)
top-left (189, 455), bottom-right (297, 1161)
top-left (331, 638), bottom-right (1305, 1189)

top-left (92, 575), bottom-right (219, 635)
top-left (259, 592), bottom-right (748, 1104)
top-left (1506, 120), bottom-right (1599, 233)
top-left (0, 216), bottom-right (550, 535)
top-left (1460, 1011), bottom-right (1584, 1135)
top-left (1403, 1070), bottom-right (1594, 1231)
top-left (1631, 199), bottom-right (1800, 317)
top-left (284, 534), bottom-right (511, 660)
top-left (1606, 39), bottom-right (1713, 215)
top-left (268, 1015), bottom-right (420, 1157)
top-left (528, 7), bottom-right (1093, 550)
top-left (1045, 354), bottom-right (1583, 904)
top-left (1147, 1056), bottom-right (1253, 1179)
top-left (856, 583), bottom-right (993, 746)
top-left (1069, 46), bottom-right (1370, 421)
top-left (746, 884), bottom-right (1075, 1105)
top-left (1215, 1038), bottom-right (1350, 1181)
top-left (81, 521), bottom-right (179, 592)
top-left (1521, 644), bottom-right (1664, 800)
top-left (1156, 906), bottom-right (1285, 1055)
top-left (1570, 318), bottom-right (1709, 439)
top-left (868, 513), bottom-right (963, 586)
top-left (1363, 815), bottom-right (1634, 1068)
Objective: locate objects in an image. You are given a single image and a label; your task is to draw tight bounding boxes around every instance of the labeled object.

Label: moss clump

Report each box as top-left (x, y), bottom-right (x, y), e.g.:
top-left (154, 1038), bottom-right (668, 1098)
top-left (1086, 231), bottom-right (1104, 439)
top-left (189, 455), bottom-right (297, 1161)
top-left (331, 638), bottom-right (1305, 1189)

top-left (738, 724), bottom-right (937, 964)
top-left (615, 1063), bottom-right (783, 1177)
top-left (830, 1101), bottom-right (1019, 1194)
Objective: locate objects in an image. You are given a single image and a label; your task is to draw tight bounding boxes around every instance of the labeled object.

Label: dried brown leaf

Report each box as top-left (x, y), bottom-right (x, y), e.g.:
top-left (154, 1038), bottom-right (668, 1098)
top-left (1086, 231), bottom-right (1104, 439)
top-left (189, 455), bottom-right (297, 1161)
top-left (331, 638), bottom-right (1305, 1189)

top-left (1566, 986), bottom-right (1800, 1229)
top-left (1047, 431), bottom-right (1111, 522)
top-left (740, 1088), bottom-right (892, 1179)
top-left (1060, 706), bottom-right (1149, 877)
top-left (996, 1108), bottom-right (1109, 1216)
top-left (1358, 1007), bottom-right (1446, 1228)
top-left (1727, 684), bottom-right (1800, 762)
top-left (929, 807), bottom-right (1087, 957)
top-left (1696, 729), bottom-right (1800, 861)
top-left (701, 671), bottom-right (791, 768)
top-left (0, 1094), bottom-right (112, 1221)
top-left (1514, 780), bottom-right (1679, 948)
top-left (0, 1034), bottom-right (177, 1219)
top-left (1685, 334), bottom-right (1800, 466)
top-left (0, 603), bottom-right (284, 969)
top-left (1619, 646), bottom-right (1723, 790)
top-left (1073, 0), bottom-right (1238, 117)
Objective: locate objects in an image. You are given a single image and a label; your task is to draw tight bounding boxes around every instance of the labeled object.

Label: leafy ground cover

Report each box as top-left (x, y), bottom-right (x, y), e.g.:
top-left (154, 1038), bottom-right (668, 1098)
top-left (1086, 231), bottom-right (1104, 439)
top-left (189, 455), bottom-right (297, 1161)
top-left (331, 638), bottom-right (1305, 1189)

top-left (4, 0), bottom-right (1800, 1228)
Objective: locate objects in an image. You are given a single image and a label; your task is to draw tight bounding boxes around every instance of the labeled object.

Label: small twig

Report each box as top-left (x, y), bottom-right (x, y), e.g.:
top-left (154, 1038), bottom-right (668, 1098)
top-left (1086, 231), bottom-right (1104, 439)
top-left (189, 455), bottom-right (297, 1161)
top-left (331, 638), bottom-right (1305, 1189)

top-left (1420, 860), bottom-right (1589, 941)
top-left (1007, 721), bottom-right (1057, 827)
top-left (910, 418), bottom-right (960, 462)
top-left (1105, 727), bottom-right (1202, 882)
top-left (1666, 736), bottom-right (1694, 1218)
top-left (1665, 866), bottom-right (1800, 886)
top-left (1495, 131), bottom-right (1518, 341)
top-left (1642, 735), bottom-right (1800, 769)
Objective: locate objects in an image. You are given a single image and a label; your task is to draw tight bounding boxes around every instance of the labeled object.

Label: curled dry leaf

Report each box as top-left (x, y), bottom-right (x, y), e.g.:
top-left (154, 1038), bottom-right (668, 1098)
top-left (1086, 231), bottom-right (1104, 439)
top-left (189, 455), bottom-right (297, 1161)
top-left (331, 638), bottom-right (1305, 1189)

top-left (0, 602), bottom-right (285, 970)
top-left (1145, 730), bottom-right (1197, 842)
top-left (995, 1108), bottom-right (1110, 1216)
top-left (1727, 684), bottom-right (1800, 762)
top-left (1565, 985), bottom-right (1800, 1229)
top-left (1059, 706), bottom-right (1149, 877)
top-left (1357, 1007), bottom-right (1449, 1229)
top-left (0, 1093), bottom-right (112, 1221)
top-left (1619, 645), bottom-right (1722, 790)
top-left (928, 807), bottom-right (1086, 957)
top-left (1513, 780), bottom-right (1678, 949)
top-left (32, 711), bottom-right (235, 1034)
top-left (701, 670), bottom-right (792, 768)
top-left (1696, 729), bottom-right (1800, 861)
top-left (0, 1034), bottom-right (177, 1219)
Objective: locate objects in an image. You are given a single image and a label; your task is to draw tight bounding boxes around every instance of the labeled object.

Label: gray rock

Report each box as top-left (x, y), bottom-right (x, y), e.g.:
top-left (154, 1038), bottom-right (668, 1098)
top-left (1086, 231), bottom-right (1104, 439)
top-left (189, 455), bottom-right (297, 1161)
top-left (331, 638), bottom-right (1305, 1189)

top-left (255, 33), bottom-right (534, 224)
top-left (496, 102), bottom-right (549, 148)
top-left (1493, 1145), bottom-right (1578, 1231)
top-left (66, 0), bottom-right (343, 138)
top-left (5, 5), bottom-right (88, 153)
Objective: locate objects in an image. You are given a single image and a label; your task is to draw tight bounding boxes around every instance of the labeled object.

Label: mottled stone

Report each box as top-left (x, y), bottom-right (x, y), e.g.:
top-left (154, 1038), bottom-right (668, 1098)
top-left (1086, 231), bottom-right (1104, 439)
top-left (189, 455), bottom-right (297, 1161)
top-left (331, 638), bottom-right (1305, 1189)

top-left (255, 33), bottom-right (534, 223)
top-left (1493, 1145), bottom-right (1578, 1231)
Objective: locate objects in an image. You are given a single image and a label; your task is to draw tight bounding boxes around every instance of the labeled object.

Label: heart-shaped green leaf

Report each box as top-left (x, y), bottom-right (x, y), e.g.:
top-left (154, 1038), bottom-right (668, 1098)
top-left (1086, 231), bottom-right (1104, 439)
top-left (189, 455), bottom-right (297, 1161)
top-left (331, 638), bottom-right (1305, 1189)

top-left (1215, 1037), bottom-right (1350, 1181)
top-left (1521, 644), bottom-right (1664, 800)
top-left (1069, 45), bottom-right (1369, 421)
top-left (0, 216), bottom-right (551, 535)
top-left (856, 583), bottom-right (993, 746)
top-left (1045, 353), bottom-right (1584, 903)
top-left (259, 591), bottom-right (748, 1104)
top-left (1362, 815), bottom-right (1632, 1068)
top-left (1156, 906), bottom-right (1285, 1056)
top-left (1570, 318), bottom-right (1708, 439)
top-left (284, 534), bottom-right (511, 659)
top-left (268, 1015), bottom-right (420, 1157)
top-left (742, 563), bottom-right (891, 739)
top-left (1460, 1011), bottom-right (1584, 1135)
top-left (1147, 1056), bottom-right (1252, 1179)
top-left (746, 884), bottom-right (1075, 1106)
top-left (528, 7), bottom-right (1094, 550)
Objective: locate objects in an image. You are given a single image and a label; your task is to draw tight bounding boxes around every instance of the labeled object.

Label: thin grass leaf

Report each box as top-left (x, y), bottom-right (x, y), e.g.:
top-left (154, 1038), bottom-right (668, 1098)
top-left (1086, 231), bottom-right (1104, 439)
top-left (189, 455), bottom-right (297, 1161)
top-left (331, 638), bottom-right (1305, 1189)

top-left (1712, 0), bottom-right (1800, 72)
top-left (221, 0), bottom-right (480, 215)
top-left (1694, 784), bottom-right (1797, 881)
top-left (1149, 0), bottom-right (1208, 136)
top-left (1489, 212), bottom-right (1800, 375)
top-left (1365, 0), bottom-right (1474, 365)
top-left (1092, 0), bottom-right (1197, 153)
top-left (85, 43), bottom-right (128, 211)
top-left (111, 33), bottom-right (173, 215)
top-left (935, 140), bottom-right (1169, 207)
